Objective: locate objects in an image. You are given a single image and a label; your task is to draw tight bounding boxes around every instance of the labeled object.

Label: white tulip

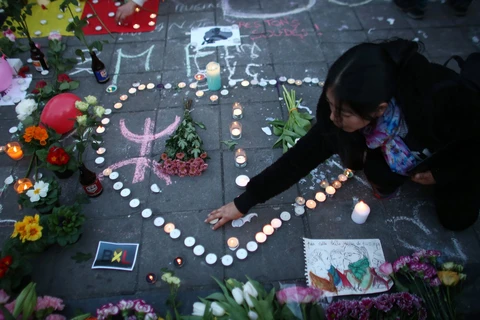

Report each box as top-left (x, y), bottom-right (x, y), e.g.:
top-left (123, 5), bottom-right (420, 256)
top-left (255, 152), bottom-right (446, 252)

top-left (232, 287), bottom-right (244, 305)
top-left (244, 291), bottom-right (254, 308)
top-left (248, 311), bottom-right (259, 320)
top-left (243, 281), bottom-right (258, 298)
top-left (192, 302), bottom-right (206, 316)
top-left (211, 302), bottom-right (225, 316)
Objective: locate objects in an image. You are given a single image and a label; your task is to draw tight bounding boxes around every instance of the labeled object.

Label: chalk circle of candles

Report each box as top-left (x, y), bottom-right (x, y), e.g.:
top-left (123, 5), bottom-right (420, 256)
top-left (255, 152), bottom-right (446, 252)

top-left (230, 121), bottom-right (242, 140)
top-left (332, 180), bottom-right (342, 189)
top-left (5, 142), bottom-right (24, 160)
top-left (263, 224), bottom-right (274, 236)
top-left (129, 198), bottom-right (140, 208)
top-left (287, 78), bottom-right (295, 85)
top-left (303, 77), bottom-right (312, 84)
top-left (246, 241), bottom-right (258, 252)
top-left (221, 255), bottom-right (234, 266)
top-left (146, 273), bottom-right (157, 284)
top-left (148, 21), bottom-right (155, 26)
top-left (220, 89), bottom-right (229, 96)
top-left (164, 83), bottom-right (172, 89)
top-left (128, 88), bottom-right (137, 95)
top-left (174, 257), bottom-right (185, 268)
top-left (351, 200), bottom-right (371, 224)
top-left (120, 188), bottom-right (131, 197)
top-left (320, 179), bottom-right (329, 188)
top-left (14, 178), bottom-right (33, 194)
top-left (315, 191), bottom-right (326, 202)
top-left (209, 95), bottom-right (219, 104)
top-left (250, 79), bottom-right (259, 86)
top-left (163, 223), bottom-right (175, 234)
top-left (177, 82), bottom-right (186, 89)
top-left (206, 253), bottom-right (217, 265)
top-left (119, 95), bottom-right (128, 101)
top-left (184, 236), bottom-right (196, 247)
top-left (9, 127), bottom-right (18, 134)
top-left (228, 80), bottom-right (236, 87)
top-left (108, 12), bottom-right (115, 17)
top-left (280, 211), bottom-right (291, 221)
top-left (150, 183), bottom-right (161, 193)
top-left (138, 84), bottom-right (146, 91)
top-left (189, 82), bottom-right (197, 89)
top-left (241, 80), bottom-right (249, 88)
top-left (295, 196), bottom-right (306, 206)
top-left (294, 206), bottom-right (305, 216)
top-left (154, 217), bottom-right (165, 227)
top-left (170, 229), bottom-right (181, 239)
top-left (271, 218), bottom-right (282, 229)
top-left (236, 248), bottom-right (248, 260)
top-left (269, 79), bottom-right (277, 86)
top-left (194, 73), bottom-right (206, 83)
top-left (96, 147), bottom-right (106, 155)
top-left (279, 76), bottom-right (287, 83)
top-left (109, 171), bottom-right (119, 180)
top-left (95, 157), bottom-right (105, 167)
top-left (114, 102), bottom-right (123, 110)
top-left (306, 200), bottom-right (317, 210)
top-left (104, 108), bottom-right (112, 115)
top-left (234, 148), bottom-right (247, 168)
top-left (325, 186), bottom-right (336, 197)
top-left (193, 245), bottom-right (205, 256)
top-left (113, 182), bottom-right (123, 191)
top-left (133, 24), bottom-right (140, 29)
top-left (196, 91), bottom-right (204, 98)
top-left (232, 102), bottom-right (243, 119)
top-left (150, 13), bottom-right (157, 19)
top-left (255, 232), bottom-right (267, 244)
top-left (235, 175), bottom-right (250, 189)
top-left (102, 168), bottom-right (112, 176)
top-left (147, 83), bottom-right (155, 89)
top-left (259, 81), bottom-right (268, 88)
top-left (227, 237), bottom-right (239, 250)
top-left (141, 208), bottom-right (152, 218)
top-left (338, 174), bottom-right (348, 182)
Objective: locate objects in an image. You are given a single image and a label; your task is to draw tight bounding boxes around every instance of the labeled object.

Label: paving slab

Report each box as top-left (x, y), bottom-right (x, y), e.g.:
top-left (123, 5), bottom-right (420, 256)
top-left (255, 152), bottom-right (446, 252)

top-left (354, 3), bottom-right (411, 30)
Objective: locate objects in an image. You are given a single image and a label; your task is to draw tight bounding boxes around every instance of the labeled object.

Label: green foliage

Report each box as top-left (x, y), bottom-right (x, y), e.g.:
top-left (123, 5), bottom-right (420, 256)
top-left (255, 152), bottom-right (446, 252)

top-left (221, 140), bottom-right (238, 151)
top-left (46, 204), bottom-right (85, 246)
top-left (1, 0), bottom-right (37, 40)
top-left (17, 177), bottom-right (61, 214)
top-left (13, 282), bottom-right (37, 320)
top-left (36, 143), bottom-right (78, 173)
top-left (47, 39), bottom-right (78, 74)
top-left (0, 248), bottom-right (33, 294)
top-left (0, 36), bottom-right (28, 57)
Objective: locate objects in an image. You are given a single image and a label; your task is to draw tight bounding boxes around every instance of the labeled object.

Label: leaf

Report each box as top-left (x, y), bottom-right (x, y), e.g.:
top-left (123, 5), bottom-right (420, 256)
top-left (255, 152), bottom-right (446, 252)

top-left (69, 81), bottom-right (80, 90)
top-left (221, 140), bottom-right (238, 151)
top-left (272, 136), bottom-right (283, 149)
top-left (205, 292), bottom-right (227, 301)
top-left (71, 252), bottom-right (92, 263)
top-left (75, 49), bottom-right (85, 62)
top-left (59, 82), bottom-right (70, 91)
top-left (194, 121), bottom-right (206, 129)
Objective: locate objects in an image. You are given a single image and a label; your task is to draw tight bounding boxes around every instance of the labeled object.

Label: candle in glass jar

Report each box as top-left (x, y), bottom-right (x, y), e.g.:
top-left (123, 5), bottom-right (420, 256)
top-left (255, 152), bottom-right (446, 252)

top-left (344, 168), bottom-right (354, 178)
top-left (232, 102), bottom-right (243, 119)
top-left (230, 121), bottom-right (242, 140)
top-left (325, 186), bottom-right (336, 197)
top-left (5, 142), bottom-right (24, 160)
top-left (332, 180), bottom-right (342, 189)
top-left (164, 223), bottom-right (175, 234)
top-left (315, 191), bottom-right (326, 202)
top-left (306, 200), bottom-right (317, 210)
top-left (351, 201), bottom-right (371, 224)
top-left (14, 178), bottom-right (33, 194)
top-left (206, 61), bottom-right (221, 91)
top-left (234, 148), bottom-right (247, 168)
top-left (227, 237), bottom-right (239, 250)
top-left (263, 224), bottom-right (274, 235)
top-left (255, 232), bottom-right (267, 243)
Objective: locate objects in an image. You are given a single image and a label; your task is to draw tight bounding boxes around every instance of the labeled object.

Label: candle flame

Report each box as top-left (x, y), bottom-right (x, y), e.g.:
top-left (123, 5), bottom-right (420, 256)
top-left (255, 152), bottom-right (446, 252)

top-left (13, 147), bottom-right (18, 152)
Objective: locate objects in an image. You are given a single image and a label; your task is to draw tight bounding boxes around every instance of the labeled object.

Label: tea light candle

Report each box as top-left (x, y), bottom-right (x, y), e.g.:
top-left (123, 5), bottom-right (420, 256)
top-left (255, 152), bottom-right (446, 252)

top-left (234, 148), bottom-right (247, 168)
top-left (227, 237), bottom-right (239, 250)
top-left (332, 180), bottom-right (342, 189)
top-left (287, 78), bottom-right (295, 85)
top-left (95, 157), bottom-right (105, 167)
top-left (338, 174), bottom-right (348, 182)
top-left (189, 82), bottom-right (197, 89)
top-left (133, 24), bottom-right (140, 29)
top-left (259, 80), bottom-right (268, 88)
top-left (103, 168), bottom-right (112, 176)
top-left (147, 83), bottom-right (155, 89)
top-left (96, 126), bottom-right (105, 134)
top-left (194, 73), bottom-right (206, 83)
top-left (271, 218), bottom-right (282, 229)
top-left (154, 217), bottom-right (165, 227)
top-left (228, 80), bottom-right (236, 87)
top-left (263, 224), bottom-right (274, 235)
top-left (344, 168), bottom-right (354, 178)
top-left (311, 78), bottom-right (320, 85)
top-left (151, 184), bottom-right (161, 193)
top-left (325, 186), bottom-right (336, 197)
top-left (177, 82), bottom-right (186, 89)
top-left (128, 88), bottom-right (137, 95)
top-left (119, 95), bottom-right (128, 101)
top-left (250, 79), bottom-right (259, 86)
top-left (146, 273), bottom-right (157, 284)
top-left (174, 257), bottom-right (184, 268)
top-left (129, 198), bottom-right (140, 208)
top-left (5, 142), bottom-right (24, 160)
top-left (209, 95), bottom-right (219, 104)
top-left (246, 241), bottom-right (258, 252)
top-left (279, 76), bottom-right (287, 83)
top-left (96, 147), bottom-right (106, 155)
top-left (295, 196), bottom-right (306, 206)
top-left (104, 108), bottom-right (112, 115)
top-left (320, 180), bottom-right (329, 188)
top-left (235, 175), bottom-right (250, 189)
top-left (120, 188), bottom-right (131, 197)
top-left (9, 127), bottom-right (18, 134)
top-left (193, 245), bottom-right (205, 256)
top-left (150, 13), bottom-right (157, 18)
top-left (232, 102), bottom-right (243, 119)
top-left (269, 79), bottom-right (277, 86)
top-left (221, 255), bottom-right (234, 266)
top-left (306, 200), bottom-right (317, 210)
top-left (138, 84), bottom-right (146, 91)
top-left (241, 80), bottom-right (249, 88)
top-left (236, 248), bottom-right (248, 260)
top-left (113, 182), bottom-right (123, 190)
top-left (294, 206), bottom-right (305, 216)
top-left (280, 211), bottom-right (291, 221)
top-left (164, 83), bottom-right (172, 89)
top-left (108, 12), bottom-right (115, 17)
top-left (205, 253), bottom-right (217, 265)
top-left (255, 232), bottom-right (267, 244)
top-left (206, 61), bottom-right (221, 91)
top-left (109, 171), bottom-right (119, 180)
top-left (14, 178), bottom-right (33, 194)
top-left (148, 21), bottom-right (155, 26)
top-left (295, 80), bottom-right (303, 86)
top-left (164, 223), bottom-right (175, 234)
top-left (315, 192), bottom-right (326, 202)
top-left (351, 201), bottom-right (371, 224)
top-left (230, 121), bottom-right (242, 140)
top-left (304, 77), bottom-right (312, 84)
top-left (184, 236), bottom-right (196, 247)
top-left (114, 102), bottom-right (123, 109)
top-left (141, 208), bottom-right (152, 218)
top-left (196, 90), bottom-right (204, 98)
top-left (170, 229), bottom-right (181, 239)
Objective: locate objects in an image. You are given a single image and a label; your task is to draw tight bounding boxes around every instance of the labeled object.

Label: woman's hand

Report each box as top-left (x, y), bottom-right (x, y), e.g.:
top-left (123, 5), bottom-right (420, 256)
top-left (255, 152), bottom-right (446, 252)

top-left (205, 202), bottom-right (244, 231)
top-left (115, 1), bottom-right (137, 24)
top-left (411, 171), bottom-right (436, 185)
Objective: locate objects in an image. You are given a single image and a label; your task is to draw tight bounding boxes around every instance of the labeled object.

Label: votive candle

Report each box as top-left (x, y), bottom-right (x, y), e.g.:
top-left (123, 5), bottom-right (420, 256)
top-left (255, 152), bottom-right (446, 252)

top-left (315, 191), bottom-right (326, 202)
top-left (325, 186), bottom-right (336, 197)
top-left (271, 218), bottom-right (282, 229)
top-left (234, 148), bottom-right (247, 168)
top-left (230, 121), bottom-right (242, 140)
top-left (5, 142), bottom-right (24, 160)
top-left (332, 180), bottom-right (342, 189)
top-left (227, 237), bottom-right (239, 250)
top-left (306, 200), bottom-right (317, 209)
top-left (351, 200), bottom-right (371, 224)
top-left (164, 223), bottom-right (175, 234)
top-left (232, 102), bottom-right (243, 119)
top-left (263, 224), bottom-right (274, 235)
top-left (295, 196), bottom-right (305, 206)
top-left (338, 174), bottom-right (348, 182)
top-left (14, 178), bottom-right (33, 194)
top-left (255, 232), bottom-right (267, 243)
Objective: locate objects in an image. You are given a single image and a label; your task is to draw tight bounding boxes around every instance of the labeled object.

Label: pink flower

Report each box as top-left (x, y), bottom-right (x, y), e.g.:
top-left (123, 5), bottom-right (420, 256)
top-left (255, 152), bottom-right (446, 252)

top-left (2, 29), bottom-right (15, 42)
top-left (160, 153), bottom-right (168, 161)
top-left (379, 262), bottom-right (393, 276)
top-left (45, 315), bottom-right (66, 320)
top-left (200, 152), bottom-right (207, 159)
top-left (176, 152), bottom-right (185, 160)
top-left (4, 300), bottom-right (15, 313)
top-left (0, 289), bottom-right (9, 304)
top-left (117, 299), bottom-right (134, 310)
top-left (276, 286), bottom-right (323, 305)
top-left (48, 31), bottom-right (62, 41)
top-left (36, 296), bottom-right (65, 311)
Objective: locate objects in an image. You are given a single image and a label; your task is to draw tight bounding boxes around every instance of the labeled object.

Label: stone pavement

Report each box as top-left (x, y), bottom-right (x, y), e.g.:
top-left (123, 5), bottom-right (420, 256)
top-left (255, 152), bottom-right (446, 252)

top-left (1, 0), bottom-right (480, 318)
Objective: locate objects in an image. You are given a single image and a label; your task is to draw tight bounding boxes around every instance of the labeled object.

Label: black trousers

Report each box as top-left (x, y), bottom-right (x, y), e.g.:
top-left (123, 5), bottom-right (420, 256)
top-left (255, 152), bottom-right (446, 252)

top-left (363, 148), bottom-right (479, 231)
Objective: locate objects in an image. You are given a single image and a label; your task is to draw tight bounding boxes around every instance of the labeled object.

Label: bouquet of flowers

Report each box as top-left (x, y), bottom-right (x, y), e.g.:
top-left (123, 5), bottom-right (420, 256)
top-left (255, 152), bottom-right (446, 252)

top-left (31, 73), bottom-right (79, 102)
top-left (158, 99), bottom-right (208, 177)
top-left (18, 123), bottom-right (61, 157)
top-left (276, 285), bottom-right (325, 319)
top-left (326, 292), bottom-right (427, 320)
top-left (95, 299), bottom-right (158, 320)
top-left (17, 178), bottom-right (61, 214)
top-left (380, 249), bottom-right (467, 320)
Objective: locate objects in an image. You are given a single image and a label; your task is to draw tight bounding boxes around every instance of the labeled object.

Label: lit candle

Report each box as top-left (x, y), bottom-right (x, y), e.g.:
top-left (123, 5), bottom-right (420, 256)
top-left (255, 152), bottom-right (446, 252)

top-left (150, 13), bottom-right (157, 18)
top-left (128, 88), bottom-right (137, 95)
top-left (174, 257), bottom-right (184, 268)
top-left (102, 168), bottom-right (112, 176)
top-left (148, 21), bottom-right (155, 26)
top-left (306, 200), bottom-right (317, 210)
top-left (227, 237), bottom-right (239, 250)
top-left (287, 78), bottom-right (295, 85)
top-left (235, 175), bottom-right (250, 189)
top-left (295, 196), bottom-right (305, 206)
top-left (164, 223), bottom-right (175, 234)
top-left (96, 126), bottom-right (105, 134)
top-left (320, 180), bottom-right (329, 188)
top-left (232, 102), bottom-right (243, 119)
top-left (315, 192), bottom-right (326, 202)
top-left (133, 24), bottom-right (140, 29)
top-left (177, 82), bottom-right (186, 89)
top-left (206, 61), bottom-right (221, 91)
top-left (295, 80), bottom-right (303, 86)
top-left (325, 186), bottom-right (336, 197)
top-left (209, 95), bottom-right (219, 104)
top-left (146, 273), bottom-right (157, 284)
top-left (14, 178), bottom-right (33, 194)
top-left (114, 102), bottom-right (123, 109)
top-left (271, 218), bottom-right (282, 229)
top-left (344, 168), bottom-right (354, 178)
top-left (5, 142), bottom-right (24, 160)
top-left (263, 224), bottom-right (274, 235)
top-left (255, 232), bottom-right (267, 243)
top-left (147, 83), bottom-right (155, 89)
top-left (189, 82), bottom-right (197, 89)
top-left (194, 73), bottom-right (206, 83)
top-left (230, 121), bottom-right (242, 140)
top-left (332, 180), bottom-right (342, 189)
top-left (138, 84), bottom-right (146, 91)
top-left (338, 174), bottom-right (348, 182)
top-left (241, 80), bottom-right (249, 88)
top-left (119, 95), bottom-right (128, 101)
top-left (351, 201), bottom-right (371, 224)
top-left (96, 147), bottom-right (106, 155)
top-left (196, 91), bottom-right (204, 98)
top-left (234, 148), bottom-right (247, 168)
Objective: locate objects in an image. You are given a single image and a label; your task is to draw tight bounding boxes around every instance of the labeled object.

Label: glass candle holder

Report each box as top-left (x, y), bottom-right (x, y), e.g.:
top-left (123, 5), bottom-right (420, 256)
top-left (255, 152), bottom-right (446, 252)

top-left (295, 196), bottom-right (306, 206)
top-left (344, 168), bottom-right (354, 178)
top-left (230, 121), bottom-right (242, 140)
top-left (14, 178), bottom-right (33, 194)
top-left (146, 273), bottom-right (157, 284)
top-left (232, 102), bottom-right (243, 119)
top-left (234, 148), bottom-right (247, 168)
top-left (5, 142), bottom-right (24, 160)
top-left (206, 61), bottom-right (221, 91)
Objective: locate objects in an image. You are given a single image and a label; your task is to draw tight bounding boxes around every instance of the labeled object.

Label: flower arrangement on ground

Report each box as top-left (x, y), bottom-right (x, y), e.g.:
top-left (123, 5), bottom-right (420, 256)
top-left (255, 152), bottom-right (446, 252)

top-left (276, 285), bottom-right (325, 319)
top-left (17, 178), bottom-right (61, 214)
top-left (158, 99), bottom-right (208, 177)
top-left (161, 269), bottom-right (182, 320)
top-left (0, 249), bottom-right (31, 294)
top-left (36, 144), bottom-right (78, 175)
top-left (5, 214), bottom-right (50, 254)
top-left (45, 204), bottom-right (85, 246)
top-left (95, 299), bottom-right (158, 320)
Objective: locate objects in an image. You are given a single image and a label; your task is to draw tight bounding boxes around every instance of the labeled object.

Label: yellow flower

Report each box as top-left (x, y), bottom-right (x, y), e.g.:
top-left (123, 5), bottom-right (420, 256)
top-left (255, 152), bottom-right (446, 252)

top-left (11, 221), bottom-right (27, 239)
top-left (23, 214), bottom-right (40, 225)
top-left (24, 223), bottom-right (43, 242)
top-left (438, 271), bottom-right (460, 286)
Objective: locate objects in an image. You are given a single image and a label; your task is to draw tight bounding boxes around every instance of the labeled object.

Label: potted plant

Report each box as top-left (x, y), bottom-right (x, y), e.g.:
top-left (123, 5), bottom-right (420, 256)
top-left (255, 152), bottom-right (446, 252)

top-left (36, 144), bottom-right (78, 179)
top-left (46, 204), bottom-right (85, 246)
top-left (17, 178), bottom-right (61, 214)
top-left (0, 249), bottom-right (32, 295)
top-left (3, 214), bottom-right (50, 254)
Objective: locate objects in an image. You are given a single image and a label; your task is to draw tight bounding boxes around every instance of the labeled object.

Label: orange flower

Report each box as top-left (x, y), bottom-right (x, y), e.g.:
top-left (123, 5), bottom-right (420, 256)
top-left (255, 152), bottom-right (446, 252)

top-left (33, 127), bottom-right (48, 141)
top-left (40, 140), bottom-right (47, 146)
top-left (23, 126), bottom-right (36, 142)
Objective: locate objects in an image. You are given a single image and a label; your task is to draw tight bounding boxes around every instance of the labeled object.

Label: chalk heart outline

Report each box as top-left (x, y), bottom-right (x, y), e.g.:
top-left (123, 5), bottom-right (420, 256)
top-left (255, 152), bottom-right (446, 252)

top-left (221, 0), bottom-right (318, 19)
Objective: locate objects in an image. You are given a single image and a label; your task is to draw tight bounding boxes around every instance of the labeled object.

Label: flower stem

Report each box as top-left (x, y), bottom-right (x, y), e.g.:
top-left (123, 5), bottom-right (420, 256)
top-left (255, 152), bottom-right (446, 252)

top-left (25, 154), bottom-right (35, 178)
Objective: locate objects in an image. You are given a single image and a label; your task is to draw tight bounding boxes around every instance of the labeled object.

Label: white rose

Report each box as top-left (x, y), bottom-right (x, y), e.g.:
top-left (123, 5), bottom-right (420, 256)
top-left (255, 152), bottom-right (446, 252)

top-left (192, 302), bottom-right (206, 316)
top-left (232, 287), bottom-right (244, 305)
top-left (15, 99), bottom-right (37, 121)
top-left (75, 101), bottom-right (89, 112)
top-left (211, 302), bottom-right (225, 316)
top-left (93, 106), bottom-right (105, 118)
top-left (84, 95), bottom-right (98, 105)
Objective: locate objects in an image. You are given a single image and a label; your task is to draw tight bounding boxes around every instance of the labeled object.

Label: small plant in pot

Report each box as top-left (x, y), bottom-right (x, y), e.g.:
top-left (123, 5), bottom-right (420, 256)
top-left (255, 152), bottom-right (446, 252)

top-left (36, 144), bottom-right (78, 179)
top-left (46, 203), bottom-right (85, 246)
top-left (17, 177), bottom-right (61, 214)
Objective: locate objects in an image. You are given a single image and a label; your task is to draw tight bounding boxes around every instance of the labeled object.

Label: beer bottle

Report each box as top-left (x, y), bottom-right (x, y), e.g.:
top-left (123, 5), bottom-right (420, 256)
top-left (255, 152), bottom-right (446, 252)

top-left (29, 41), bottom-right (49, 72)
top-left (89, 51), bottom-right (109, 84)
top-left (79, 163), bottom-right (103, 197)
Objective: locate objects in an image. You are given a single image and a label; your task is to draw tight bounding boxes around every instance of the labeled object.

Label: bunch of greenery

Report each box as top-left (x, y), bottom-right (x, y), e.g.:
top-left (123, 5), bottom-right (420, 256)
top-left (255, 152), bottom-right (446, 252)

top-left (17, 178), bottom-right (61, 214)
top-left (46, 204), bottom-right (85, 246)
top-left (0, 0), bottom-right (36, 43)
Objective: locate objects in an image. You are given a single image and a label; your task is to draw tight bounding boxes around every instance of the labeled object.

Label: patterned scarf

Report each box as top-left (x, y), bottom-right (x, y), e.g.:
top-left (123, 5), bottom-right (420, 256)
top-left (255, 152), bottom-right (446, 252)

top-left (363, 98), bottom-right (417, 176)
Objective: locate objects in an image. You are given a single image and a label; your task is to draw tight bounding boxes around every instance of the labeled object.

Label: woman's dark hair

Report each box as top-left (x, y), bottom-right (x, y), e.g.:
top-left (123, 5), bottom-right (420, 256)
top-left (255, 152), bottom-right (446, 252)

top-left (325, 39), bottom-right (420, 121)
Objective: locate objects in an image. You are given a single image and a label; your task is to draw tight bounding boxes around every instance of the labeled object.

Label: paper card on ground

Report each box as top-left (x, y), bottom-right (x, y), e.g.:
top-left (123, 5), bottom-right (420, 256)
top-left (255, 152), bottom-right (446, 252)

top-left (92, 241), bottom-right (139, 271)
top-left (191, 25), bottom-right (241, 48)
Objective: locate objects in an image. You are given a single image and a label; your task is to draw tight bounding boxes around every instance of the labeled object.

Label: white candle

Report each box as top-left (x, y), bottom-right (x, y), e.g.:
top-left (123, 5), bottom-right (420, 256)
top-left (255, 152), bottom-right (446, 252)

top-left (133, 24), bottom-right (140, 29)
top-left (287, 78), bottom-right (295, 85)
top-left (228, 80), bottom-right (237, 87)
top-left (96, 126), bottom-right (105, 134)
top-left (193, 245), bottom-right (205, 256)
top-left (113, 182), bottom-right (123, 190)
top-left (104, 108), bottom-right (112, 115)
top-left (235, 148), bottom-right (247, 168)
top-left (150, 13), bottom-right (157, 18)
top-left (128, 88), bottom-right (137, 94)
top-left (184, 236), bottom-right (196, 247)
top-left (120, 188), bottom-right (131, 197)
top-left (196, 90), bottom-right (204, 98)
top-left (255, 232), bottom-right (267, 243)
top-left (235, 175), bottom-right (250, 189)
top-left (320, 180), bottom-right (329, 188)
top-left (119, 95), bottom-right (128, 101)
top-left (147, 83), bottom-right (155, 89)
top-left (102, 168), bottom-right (112, 176)
top-left (306, 200), bottom-right (317, 210)
top-left (236, 248), bottom-right (248, 260)
top-left (271, 218), bottom-right (282, 229)
top-left (154, 217), bottom-right (165, 227)
top-left (164, 223), bottom-right (175, 234)
top-left (230, 121), bottom-right (242, 139)
top-left (351, 201), bottom-right (371, 224)
top-left (241, 80), bottom-right (249, 88)
top-left (189, 82), bottom-right (197, 89)
top-left (232, 102), bottom-right (243, 119)
top-left (263, 224), bottom-right (274, 235)
top-left (325, 186), bottom-right (336, 197)
top-left (205, 253), bottom-right (217, 265)
top-left (151, 184), bottom-right (160, 193)
top-left (114, 102), bottom-right (123, 109)
top-left (109, 172), bottom-right (119, 180)
top-left (170, 229), bottom-right (181, 239)
top-left (95, 157), bottom-right (105, 167)
top-left (221, 255), bottom-right (234, 266)
top-left (177, 82), bottom-right (186, 89)
top-left (280, 211), bottom-right (291, 221)
top-left (96, 147), bottom-right (106, 155)
top-left (129, 199), bottom-right (140, 208)
top-left (231, 128), bottom-right (241, 138)
top-left (227, 237), bottom-right (239, 250)
top-left (210, 95), bottom-right (219, 104)
top-left (294, 206), bottom-right (305, 216)
top-left (246, 241), bottom-right (258, 252)
top-left (138, 84), bottom-right (146, 91)
top-left (315, 192), bottom-right (326, 202)
top-left (141, 208), bottom-right (152, 218)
